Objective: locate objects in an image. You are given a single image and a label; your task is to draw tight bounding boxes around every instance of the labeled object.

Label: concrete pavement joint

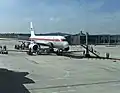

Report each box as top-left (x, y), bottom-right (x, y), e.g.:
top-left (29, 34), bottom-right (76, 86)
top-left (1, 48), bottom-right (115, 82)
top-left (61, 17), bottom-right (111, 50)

top-left (25, 57), bottom-right (39, 64)
top-left (28, 80), bottom-right (120, 90)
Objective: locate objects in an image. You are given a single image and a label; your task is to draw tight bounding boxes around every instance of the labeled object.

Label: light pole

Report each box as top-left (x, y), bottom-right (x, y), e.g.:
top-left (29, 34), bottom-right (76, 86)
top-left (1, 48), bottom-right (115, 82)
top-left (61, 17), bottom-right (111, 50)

top-left (85, 32), bottom-right (90, 57)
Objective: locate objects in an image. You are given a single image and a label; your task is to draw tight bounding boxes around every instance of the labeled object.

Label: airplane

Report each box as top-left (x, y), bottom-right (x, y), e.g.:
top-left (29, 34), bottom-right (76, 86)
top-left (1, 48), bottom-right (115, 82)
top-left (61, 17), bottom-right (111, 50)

top-left (25, 22), bottom-right (70, 54)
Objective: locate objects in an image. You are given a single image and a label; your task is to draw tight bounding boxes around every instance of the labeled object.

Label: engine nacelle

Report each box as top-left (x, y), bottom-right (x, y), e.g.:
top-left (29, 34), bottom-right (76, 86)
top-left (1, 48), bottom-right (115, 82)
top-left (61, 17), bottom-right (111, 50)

top-left (29, 43), bottom-right (38, 52)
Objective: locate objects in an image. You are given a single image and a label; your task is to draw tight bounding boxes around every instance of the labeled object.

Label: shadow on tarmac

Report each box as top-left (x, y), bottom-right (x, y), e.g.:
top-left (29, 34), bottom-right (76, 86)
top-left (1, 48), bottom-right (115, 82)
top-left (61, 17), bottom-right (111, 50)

top-left (0, 68), bottom-right (35, 93)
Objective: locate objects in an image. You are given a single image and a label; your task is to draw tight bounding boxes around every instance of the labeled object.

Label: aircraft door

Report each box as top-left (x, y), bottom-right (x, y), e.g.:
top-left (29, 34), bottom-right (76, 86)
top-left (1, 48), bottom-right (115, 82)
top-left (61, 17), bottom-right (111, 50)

top-left (53, 37), bottom-right (59, 48)
top-left (52, 37), bottom-right (56, 47)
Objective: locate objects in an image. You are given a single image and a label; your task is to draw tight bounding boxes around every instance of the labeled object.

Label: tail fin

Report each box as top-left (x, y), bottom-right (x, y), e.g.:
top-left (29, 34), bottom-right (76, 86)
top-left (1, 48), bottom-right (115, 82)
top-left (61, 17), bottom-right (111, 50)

top-left (30, 22), bottom-right (35, 37)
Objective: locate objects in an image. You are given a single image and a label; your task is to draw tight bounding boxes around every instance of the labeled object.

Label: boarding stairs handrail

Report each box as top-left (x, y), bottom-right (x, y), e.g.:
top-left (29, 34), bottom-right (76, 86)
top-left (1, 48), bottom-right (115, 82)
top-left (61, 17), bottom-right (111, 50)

top-left (81, 44), bottom-right (100, 57)
top-left (88, 46), bottom-right (100, 55)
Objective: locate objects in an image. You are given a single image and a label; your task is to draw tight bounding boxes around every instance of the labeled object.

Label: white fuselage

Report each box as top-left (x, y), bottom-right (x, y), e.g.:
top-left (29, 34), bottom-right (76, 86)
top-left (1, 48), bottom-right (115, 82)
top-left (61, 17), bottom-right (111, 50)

top-left (29, 35), bottom-right (69, 50)
top-left (28, 22), bottom-right (69, 51)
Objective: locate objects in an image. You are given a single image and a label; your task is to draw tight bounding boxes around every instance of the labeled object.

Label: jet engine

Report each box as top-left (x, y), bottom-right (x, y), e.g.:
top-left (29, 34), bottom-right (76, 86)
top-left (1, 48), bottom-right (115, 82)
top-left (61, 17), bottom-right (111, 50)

top-left (29, 43), bottom-right (38, 52)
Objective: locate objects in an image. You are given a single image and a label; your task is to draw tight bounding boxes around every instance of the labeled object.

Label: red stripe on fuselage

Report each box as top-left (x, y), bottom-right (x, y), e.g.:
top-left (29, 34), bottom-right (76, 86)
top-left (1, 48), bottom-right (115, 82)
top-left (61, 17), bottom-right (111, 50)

top-left (29, 38), bottom-right (61, 42)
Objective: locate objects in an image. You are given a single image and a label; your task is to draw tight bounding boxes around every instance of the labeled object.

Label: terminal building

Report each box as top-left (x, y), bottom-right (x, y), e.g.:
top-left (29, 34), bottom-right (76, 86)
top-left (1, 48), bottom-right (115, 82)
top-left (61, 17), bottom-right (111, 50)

top-left (0, 32), bottom-right (120, 45)
top-left (66, 31), bottom-right (120, 45)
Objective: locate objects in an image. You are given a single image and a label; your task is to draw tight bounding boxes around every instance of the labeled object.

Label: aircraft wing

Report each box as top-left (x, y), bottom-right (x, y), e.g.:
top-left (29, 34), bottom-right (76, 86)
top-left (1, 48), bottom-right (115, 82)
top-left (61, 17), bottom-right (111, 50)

top-left (18, 40), bottom-right (32, 43)
top-left (18, 40), bottom-right (51, 47)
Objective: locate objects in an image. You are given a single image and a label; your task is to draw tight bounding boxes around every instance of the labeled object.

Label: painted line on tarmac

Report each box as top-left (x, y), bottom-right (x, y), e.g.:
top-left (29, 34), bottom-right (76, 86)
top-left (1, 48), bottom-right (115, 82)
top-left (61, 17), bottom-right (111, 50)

top-left (25, 57), bottom-right (39, 64)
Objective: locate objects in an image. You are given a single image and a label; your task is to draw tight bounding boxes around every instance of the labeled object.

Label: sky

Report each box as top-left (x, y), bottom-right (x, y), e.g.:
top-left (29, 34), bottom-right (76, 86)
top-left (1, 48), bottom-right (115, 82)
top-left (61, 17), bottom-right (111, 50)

top-left (0, 0), bottom-right (120, 34)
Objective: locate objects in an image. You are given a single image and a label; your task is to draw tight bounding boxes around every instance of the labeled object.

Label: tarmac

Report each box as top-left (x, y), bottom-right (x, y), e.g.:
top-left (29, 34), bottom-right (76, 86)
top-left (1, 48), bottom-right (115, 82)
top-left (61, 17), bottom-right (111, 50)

top-left (0, 39), bottom-right (120, 93)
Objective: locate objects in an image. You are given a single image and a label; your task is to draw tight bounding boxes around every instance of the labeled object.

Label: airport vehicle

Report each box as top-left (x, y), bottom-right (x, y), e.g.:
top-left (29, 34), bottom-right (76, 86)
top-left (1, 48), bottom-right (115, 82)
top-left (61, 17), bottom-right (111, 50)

top-left (14, 41), bottom-right (29, 50)
top-left (0, 45), bottom-right (8, 54)
top-left (17, 22), bottom-right (70, 55)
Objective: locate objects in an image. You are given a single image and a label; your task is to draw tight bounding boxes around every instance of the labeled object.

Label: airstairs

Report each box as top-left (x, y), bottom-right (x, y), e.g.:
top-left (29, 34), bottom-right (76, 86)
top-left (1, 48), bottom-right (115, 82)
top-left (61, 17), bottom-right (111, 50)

top-left (81, 44), bottom-right (100, 57)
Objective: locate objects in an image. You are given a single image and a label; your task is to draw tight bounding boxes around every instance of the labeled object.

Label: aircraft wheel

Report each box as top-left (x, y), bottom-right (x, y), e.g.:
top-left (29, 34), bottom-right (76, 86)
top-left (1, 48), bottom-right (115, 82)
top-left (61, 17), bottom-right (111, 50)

top-left (3, 51), bottom-right (8, 54)
top-left (27, 51), bottom-right (33, 55)
top-left (49, 48), bottom-right (54, 52)
top-left (56, 49), bottom-right (63, 56)
top-left (1, 51), bottom-right (4, 54)
top-left (21, 46), bottom-right (24, 50)
top-left (27, 48), bottom-right (33, 55)
top-left (6, 51), bottom-right (8, 54)
top-left (37, 51), bottom-right (41, 55)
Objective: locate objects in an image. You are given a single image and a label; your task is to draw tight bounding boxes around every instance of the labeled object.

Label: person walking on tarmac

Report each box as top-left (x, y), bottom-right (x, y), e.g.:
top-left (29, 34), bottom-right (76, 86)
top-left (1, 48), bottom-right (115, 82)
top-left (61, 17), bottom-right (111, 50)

top-left (106, 52), bottom-right (110, 58)
top-left (90, 46), bottom-right (93, 52)
top-left (3, 45), bottom-right (6, 51)
top-left (0, 46), bottom-right (2, 53)
top-left (83, 50), bottom-right (85, 56)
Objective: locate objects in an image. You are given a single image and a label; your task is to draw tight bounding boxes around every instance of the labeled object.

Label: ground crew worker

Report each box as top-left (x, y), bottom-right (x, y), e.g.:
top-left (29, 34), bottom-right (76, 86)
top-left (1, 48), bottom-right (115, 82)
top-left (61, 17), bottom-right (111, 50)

top-left (91, 46), bottom-right (93, 52)
top-left (0, 46), bottom-right (2, 53)
top-left (106, 52), bottom-right (110, 59)
top-left (22, 42), bottom-right (25, 47)
top-left (83, 50), bottom-right (85, 56)
top-left (3, 46), bottom-right (6, 51)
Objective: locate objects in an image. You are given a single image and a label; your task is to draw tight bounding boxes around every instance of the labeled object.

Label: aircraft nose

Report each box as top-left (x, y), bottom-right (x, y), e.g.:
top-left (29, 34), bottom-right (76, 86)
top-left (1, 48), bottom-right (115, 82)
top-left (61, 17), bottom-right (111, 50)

top-left (63, 42), bottom-right (69, 49)
top-left (64, 46), bottom-right (69, 51)
top-left (63, 42), bottom-right (69, 46)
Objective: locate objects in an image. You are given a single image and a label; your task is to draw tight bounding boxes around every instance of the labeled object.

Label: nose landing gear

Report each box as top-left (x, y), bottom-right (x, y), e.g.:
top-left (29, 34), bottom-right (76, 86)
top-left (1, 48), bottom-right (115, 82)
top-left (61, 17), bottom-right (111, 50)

top-left (56, 49), bottom-right (63, 55)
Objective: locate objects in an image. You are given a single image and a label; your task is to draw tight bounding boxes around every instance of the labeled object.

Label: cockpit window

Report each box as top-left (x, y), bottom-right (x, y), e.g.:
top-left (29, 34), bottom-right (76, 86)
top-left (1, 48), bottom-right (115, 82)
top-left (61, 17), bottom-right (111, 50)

top-left (61, 39), bottom-right (67, 41)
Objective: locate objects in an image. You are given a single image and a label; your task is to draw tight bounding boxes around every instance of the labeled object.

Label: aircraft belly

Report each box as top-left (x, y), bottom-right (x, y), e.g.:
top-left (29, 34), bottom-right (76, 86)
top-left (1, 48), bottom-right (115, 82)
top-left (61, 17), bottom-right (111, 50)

top-left (35, 40), bottom-right (55, 46)
top-left (53, 42), bottom-right (63, 49)
top-left (34, 40), bottom-right (64, 49)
